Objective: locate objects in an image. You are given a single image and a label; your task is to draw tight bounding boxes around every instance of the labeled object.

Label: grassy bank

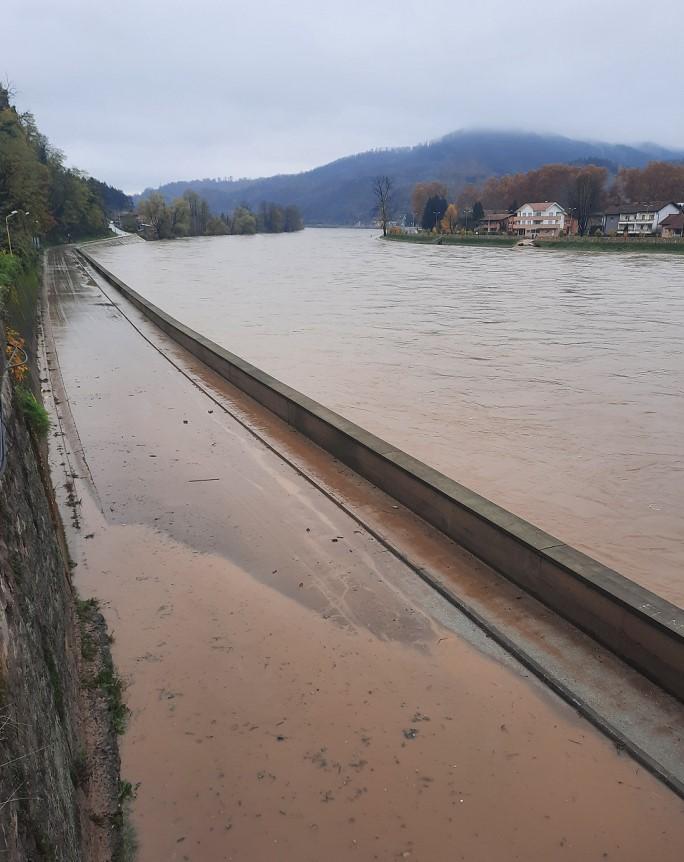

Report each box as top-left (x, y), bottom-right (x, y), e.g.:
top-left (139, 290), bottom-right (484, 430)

top-left (384, 232), bottom-right (684, 254)
top-left (535, 236), bottom-right (684, 253)
top-left (385, 233), bottom-right (517, 248)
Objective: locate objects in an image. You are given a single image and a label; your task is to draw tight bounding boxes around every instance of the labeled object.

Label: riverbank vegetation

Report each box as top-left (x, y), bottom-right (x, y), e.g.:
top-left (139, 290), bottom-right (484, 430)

top-left (0, 85), bottom-right (130, 254)
top-left (384, 232), bottom-right (684, 254)
top-left (136, 190), bottom-right (304, 240)
top-left (385, 233), bottom-right (517, 248)
top-left (455, 161), bottom-right (684, 221)
top-left (400, 162), bottom-right (684, 238)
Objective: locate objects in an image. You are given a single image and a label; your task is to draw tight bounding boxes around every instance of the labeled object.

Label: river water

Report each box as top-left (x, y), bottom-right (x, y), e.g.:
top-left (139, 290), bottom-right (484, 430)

top-left (89, 230), bottom-right (684, 606)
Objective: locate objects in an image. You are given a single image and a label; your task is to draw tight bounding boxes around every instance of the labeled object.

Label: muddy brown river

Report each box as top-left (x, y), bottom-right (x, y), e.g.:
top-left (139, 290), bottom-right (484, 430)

top-left (45, 246), bottom-right (684, 860)
top-left (89, 231), bottom-right (684, 606)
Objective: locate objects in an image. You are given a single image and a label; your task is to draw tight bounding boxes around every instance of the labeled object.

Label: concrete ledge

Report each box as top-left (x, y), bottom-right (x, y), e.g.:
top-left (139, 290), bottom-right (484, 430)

top-left (78, 248), bottom-right (684, 702)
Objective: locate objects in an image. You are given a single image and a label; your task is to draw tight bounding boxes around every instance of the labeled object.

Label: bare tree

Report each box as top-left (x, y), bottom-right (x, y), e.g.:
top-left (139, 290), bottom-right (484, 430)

top-left (571, 167), bottom-right (607, 235)
top-left (372, 176), bottom-right (393, 236)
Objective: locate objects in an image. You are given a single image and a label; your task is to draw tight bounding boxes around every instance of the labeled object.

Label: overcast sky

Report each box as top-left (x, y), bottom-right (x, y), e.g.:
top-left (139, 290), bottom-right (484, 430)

top-left (6, 0), bottom-right (683, 193)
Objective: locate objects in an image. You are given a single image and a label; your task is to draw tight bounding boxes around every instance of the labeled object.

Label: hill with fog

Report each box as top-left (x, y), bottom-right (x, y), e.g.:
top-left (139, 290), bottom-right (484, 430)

top-left (137, 130), bottom-right (684, 225)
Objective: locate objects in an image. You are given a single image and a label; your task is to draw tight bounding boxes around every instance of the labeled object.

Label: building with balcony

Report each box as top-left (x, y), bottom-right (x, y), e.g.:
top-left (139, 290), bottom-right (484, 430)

top-left (512, 202), bottom-right (568, 237)
top-left (603, 202), bottom-right (681, 236)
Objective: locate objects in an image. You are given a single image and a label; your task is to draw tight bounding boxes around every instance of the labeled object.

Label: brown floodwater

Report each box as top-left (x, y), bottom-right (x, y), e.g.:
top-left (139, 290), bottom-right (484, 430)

top-left (42, 246), bottom-right (684, 861)
top-left (87, 232), bottom-right (684, 606)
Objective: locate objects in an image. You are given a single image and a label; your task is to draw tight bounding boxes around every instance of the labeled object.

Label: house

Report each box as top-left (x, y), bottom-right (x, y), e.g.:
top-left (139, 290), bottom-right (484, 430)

top-left (658, 212), bottom-right (684, 238)
top-left (512, 202), bottom-right (568, 237)
top-left (478, 212), bottom-right (515, 234)
top-left (603, 202), bottom-right (681, 236)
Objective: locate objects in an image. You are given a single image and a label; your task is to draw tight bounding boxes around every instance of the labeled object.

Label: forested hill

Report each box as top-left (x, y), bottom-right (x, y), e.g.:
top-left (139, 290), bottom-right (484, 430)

top-left (0, 85), bottom-right (132, 249)
top-left (137, 130), bottom-right (684, 225)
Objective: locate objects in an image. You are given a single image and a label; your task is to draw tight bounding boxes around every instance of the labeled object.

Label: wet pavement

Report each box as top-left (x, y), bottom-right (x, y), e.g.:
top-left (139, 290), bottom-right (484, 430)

top-left (43, 247), bottom-right (684, 861)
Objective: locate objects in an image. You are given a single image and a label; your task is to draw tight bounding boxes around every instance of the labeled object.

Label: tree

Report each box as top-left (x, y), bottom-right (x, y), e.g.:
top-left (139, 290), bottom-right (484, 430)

top-left (570, 166), bottom-right (607, 235)
top-left (472, 201), bottom-right (484, 223)
top-left (232, 206), bottom-right (257, 235)
top-left (440, 203), bottom-right (459, 234)
top-left (87, 177), bottom-right (133, 214)
top-left (0, 85), bottom-right (123, 250)
top-left (284, 205), bottom-right (304, 232)
top-left (169, 197), bottom-right (191, 236)
top-left (421, 195), bottom-right (447, 231)
top-left (183, 190), bottom-right (210, 235)
top-left (411, 181), bottom-right (447, 225)
top-left (456, 185), bottom-right (480, 211)
top-left (206, 215), bottom-right (229, 235)
top-left (138, 193), bottom-right (172, 239)
top-left (372, 176), bottom-right (393, 236)
top-left (616, 161), bottom-right (684, 203)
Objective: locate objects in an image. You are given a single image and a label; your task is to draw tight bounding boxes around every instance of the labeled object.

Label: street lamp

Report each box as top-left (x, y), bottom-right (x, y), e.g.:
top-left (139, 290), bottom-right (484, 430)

top-left (5, 210), bottom-right (30, 255)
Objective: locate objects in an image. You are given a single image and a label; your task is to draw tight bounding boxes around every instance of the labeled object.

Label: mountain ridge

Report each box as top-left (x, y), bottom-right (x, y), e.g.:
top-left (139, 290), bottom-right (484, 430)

top-left (137, 130), bottom-right (684, 225)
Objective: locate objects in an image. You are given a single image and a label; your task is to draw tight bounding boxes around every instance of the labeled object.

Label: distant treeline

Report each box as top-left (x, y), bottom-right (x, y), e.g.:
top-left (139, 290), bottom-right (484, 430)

top-left (402, 161), bottom-right (684, 236)
top-left (0, 85), bottom-right (132, 253)
top-left (136, 191), bottom-right (304, 239)
top-left (454, 161), bottom-right (684, 215)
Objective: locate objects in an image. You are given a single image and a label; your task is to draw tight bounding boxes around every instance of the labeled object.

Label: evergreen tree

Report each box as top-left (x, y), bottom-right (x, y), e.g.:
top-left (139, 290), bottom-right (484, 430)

top-left (421, 195), bottom-right (448, 231)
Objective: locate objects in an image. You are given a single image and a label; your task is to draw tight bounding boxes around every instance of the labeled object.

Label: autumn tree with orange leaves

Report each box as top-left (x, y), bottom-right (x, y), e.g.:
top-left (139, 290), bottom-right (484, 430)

top-left (615, 162), bottom-right (684, 204)
top-left (440, 204), bottom-right (459, 234)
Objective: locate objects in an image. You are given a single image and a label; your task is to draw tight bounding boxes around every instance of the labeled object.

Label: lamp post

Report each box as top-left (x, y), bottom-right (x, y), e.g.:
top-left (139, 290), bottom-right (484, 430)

top-left (5, 211), bottom-right (18, 255)
top-left (5, 210), bottom-right (30, 255)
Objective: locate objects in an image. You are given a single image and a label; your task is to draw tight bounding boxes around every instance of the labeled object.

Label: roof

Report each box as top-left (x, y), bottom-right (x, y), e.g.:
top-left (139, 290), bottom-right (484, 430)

top-left (481, 212), bottom-right (512, 221)
top-left (605, 201), bottom-right (678, 215)
top-left (517, 202), bottom-right (565, 212)
top-left (660, 213), bottom-right (684, 229)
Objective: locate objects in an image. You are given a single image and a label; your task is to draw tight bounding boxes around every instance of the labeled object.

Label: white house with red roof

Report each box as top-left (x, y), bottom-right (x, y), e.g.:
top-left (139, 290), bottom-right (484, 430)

top-left (512, 202), bottom-right (568, 237)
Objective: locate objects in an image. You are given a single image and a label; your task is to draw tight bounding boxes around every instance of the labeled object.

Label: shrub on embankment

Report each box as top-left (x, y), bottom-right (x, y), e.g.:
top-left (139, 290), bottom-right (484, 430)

top-left (15, 385), bottom-right (50, 437)
top-left (1, 254), bottom-right (40, 340)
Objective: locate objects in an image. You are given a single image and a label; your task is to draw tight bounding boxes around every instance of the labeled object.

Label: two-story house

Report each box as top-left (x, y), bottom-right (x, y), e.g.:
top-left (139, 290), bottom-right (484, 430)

top-left (478, 212), bottom-right (515, 234)
top-left (603, 202), bottom-right (681, 236)
top-left (512, 202), bottom-right (568, 237)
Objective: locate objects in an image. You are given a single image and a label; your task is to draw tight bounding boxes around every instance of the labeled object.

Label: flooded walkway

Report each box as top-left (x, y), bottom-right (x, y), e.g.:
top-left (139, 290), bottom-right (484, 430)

top-left (88, 231), bottom-right (684, 605)
top-left (44, 247), bottom-right (684, 861)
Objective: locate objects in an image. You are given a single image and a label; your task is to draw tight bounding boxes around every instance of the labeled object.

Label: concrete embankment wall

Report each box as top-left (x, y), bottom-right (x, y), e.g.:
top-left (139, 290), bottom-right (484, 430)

top-left (79, 248), bottom-right (684, 702)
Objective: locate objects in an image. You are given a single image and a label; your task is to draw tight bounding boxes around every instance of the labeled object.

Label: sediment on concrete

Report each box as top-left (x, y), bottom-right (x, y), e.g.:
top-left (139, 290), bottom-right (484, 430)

top-left (78, 247), bottom-right (684, 703)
